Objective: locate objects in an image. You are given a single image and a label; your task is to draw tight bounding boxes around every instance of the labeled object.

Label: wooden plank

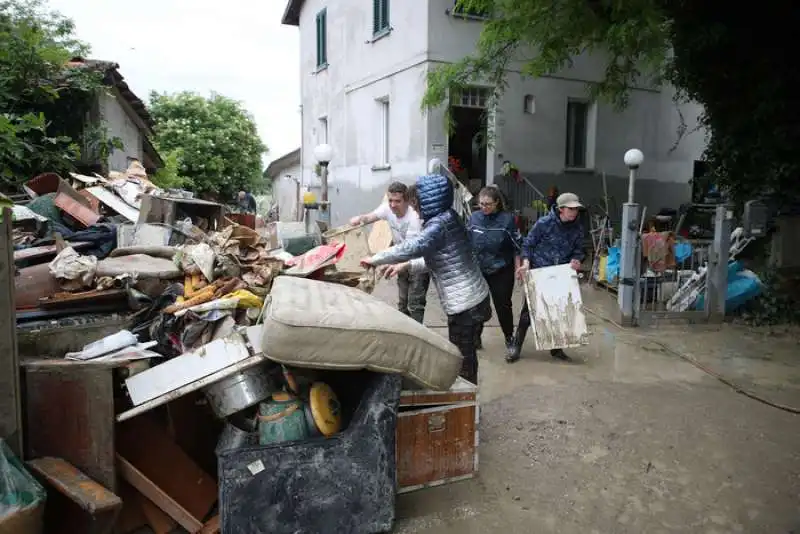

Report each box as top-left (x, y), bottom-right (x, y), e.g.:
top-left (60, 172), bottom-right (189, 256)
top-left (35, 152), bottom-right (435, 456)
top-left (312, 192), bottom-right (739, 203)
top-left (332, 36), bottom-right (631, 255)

top-left (140, 496), bottom-right (178, 534)
top-left (24, 364), bottom-right (117, 491)
top-left (125, 333), bottom-right (251, 406)
top-left (0, 208), bottom-right (22, 456)
top-left (524, 263), bottom-right (589, 351)
top-left (199, 515), bottom-right (220, 534)
top-left (367, 193), bottom-right (393, 254)
top-left (117, 354), bottom-right (266, 422)
top-left (27, 457), bottom-right (121, 514)
top-left (117, 455), bottom-right (204, 533)
top-left (116, 416), bottom-right (217, 527)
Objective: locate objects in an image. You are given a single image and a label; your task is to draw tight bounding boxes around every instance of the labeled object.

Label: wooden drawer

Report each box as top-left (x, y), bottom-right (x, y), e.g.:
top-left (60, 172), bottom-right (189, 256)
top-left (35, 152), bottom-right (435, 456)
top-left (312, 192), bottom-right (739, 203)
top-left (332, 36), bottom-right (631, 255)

top-left (396, 377), bottom-right (478, 494)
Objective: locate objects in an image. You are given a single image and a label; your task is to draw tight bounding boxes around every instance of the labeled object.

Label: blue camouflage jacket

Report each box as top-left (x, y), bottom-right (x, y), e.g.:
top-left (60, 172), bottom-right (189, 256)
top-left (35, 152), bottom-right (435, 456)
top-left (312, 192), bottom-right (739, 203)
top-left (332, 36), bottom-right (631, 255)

top-left (522, 208), bottom-right (585, 268)
top-left (468, 210), bottom-right (522, 275)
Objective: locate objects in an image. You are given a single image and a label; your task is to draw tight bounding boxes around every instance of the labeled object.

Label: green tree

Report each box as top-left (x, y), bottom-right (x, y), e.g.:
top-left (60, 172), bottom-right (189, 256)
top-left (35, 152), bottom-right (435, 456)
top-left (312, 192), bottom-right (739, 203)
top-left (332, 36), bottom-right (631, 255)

top-left (148, 91), bottom-right (267, 200)
top-left (0, 0), bottom-right (111, 188)
top-left (423, 0), bottom-right (799, 204)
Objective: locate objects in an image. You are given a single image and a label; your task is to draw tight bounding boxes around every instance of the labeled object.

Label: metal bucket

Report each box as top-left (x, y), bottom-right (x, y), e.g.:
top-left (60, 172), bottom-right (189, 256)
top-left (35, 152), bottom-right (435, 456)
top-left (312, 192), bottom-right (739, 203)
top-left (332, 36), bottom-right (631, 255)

top-left (204, 365), bottom-right (273, 419)
top-left (216, 422), bottom-right (258, 453)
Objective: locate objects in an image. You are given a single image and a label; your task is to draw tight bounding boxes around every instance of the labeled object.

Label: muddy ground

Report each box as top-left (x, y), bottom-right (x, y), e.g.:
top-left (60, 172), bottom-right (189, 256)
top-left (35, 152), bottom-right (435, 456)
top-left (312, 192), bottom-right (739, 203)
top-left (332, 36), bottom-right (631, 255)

top-left (373, 281), bottom-right (800, 534)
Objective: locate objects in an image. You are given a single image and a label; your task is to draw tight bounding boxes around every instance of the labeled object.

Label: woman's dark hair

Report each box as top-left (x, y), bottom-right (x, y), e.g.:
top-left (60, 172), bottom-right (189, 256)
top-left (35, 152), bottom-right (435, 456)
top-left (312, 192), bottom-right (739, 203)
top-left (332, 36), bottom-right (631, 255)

top-left (478, 186), bottom-right (507, 211)
top-left (407, 183), bottom-right (420, 210)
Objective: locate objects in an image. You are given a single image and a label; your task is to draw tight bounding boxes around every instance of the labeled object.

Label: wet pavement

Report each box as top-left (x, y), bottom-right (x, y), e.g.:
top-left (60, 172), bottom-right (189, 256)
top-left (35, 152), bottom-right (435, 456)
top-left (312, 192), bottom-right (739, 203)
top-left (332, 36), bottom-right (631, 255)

top-left (370, 279), bottom-right (800, 534)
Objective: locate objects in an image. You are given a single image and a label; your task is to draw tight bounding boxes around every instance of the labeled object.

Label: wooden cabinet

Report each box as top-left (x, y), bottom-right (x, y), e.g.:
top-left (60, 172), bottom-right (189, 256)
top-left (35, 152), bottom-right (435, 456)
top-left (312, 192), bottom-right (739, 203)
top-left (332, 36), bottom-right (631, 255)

top-left (396, 377), bottom-right (478, 493)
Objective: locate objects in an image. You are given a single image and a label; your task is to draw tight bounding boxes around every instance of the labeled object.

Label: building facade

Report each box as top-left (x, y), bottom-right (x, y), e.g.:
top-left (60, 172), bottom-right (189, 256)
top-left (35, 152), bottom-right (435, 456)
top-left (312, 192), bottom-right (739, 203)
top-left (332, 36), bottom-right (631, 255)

top-left (282, 0), bottom-right (706, 226)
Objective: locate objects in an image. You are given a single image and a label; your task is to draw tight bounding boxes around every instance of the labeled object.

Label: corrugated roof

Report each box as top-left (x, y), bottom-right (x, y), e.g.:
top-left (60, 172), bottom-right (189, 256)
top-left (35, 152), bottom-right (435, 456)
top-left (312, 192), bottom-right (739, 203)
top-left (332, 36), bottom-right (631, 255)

top-left (282, 0), bottom-right (304, 26)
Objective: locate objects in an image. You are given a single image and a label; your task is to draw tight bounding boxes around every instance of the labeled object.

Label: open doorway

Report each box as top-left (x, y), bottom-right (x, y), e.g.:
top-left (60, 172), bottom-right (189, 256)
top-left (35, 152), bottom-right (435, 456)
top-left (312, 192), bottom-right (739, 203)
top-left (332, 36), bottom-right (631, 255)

top-left (448, 87), bottom-right (489, 195)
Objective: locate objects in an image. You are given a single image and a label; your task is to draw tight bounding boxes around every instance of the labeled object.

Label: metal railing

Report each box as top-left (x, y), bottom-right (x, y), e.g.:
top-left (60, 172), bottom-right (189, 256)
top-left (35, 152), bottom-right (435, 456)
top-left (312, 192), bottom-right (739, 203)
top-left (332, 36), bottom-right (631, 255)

top-left (427, 159), bottom-right (474, 221)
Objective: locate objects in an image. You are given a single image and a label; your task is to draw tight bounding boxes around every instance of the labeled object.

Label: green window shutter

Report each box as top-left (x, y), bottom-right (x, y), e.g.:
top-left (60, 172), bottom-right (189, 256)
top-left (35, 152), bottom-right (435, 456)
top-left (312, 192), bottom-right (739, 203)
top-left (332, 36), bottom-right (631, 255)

top-left (373, 0), bottom-right (389, 34)
top-left (316, 9), bottom-right (327, 67)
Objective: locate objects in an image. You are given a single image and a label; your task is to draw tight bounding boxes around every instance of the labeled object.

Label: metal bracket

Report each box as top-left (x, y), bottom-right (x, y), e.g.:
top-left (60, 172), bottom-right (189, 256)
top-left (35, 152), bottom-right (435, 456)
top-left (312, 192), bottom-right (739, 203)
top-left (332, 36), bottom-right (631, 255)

top-left (428, 414), bottom-right (446, 433)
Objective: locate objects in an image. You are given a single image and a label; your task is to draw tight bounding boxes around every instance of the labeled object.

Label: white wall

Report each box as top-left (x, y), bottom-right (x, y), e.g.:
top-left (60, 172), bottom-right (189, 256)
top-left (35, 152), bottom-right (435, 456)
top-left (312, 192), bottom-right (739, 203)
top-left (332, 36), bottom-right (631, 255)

top-left (98, 90), bottom-right (143, 172)
top-left (297, 0), bottom-right (431, 226)
top-left (275, 162), bottom-right (302, 221)
top-left (424, 0), bottom-right (704, 186)
top-left (295, 0), bottom-right (707, 220)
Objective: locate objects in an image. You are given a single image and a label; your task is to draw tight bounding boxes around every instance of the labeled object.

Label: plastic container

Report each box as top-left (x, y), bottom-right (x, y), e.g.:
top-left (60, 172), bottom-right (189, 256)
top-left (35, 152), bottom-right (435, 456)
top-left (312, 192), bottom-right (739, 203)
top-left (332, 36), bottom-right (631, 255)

top-left (258, 393), bottom-right (309, 445)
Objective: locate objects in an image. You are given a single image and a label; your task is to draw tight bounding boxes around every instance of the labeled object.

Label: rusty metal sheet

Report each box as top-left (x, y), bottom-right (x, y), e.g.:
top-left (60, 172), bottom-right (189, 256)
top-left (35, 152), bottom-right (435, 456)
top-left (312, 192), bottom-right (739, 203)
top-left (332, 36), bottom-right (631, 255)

top-left (54, 192), bottom-right (101, 227)
top-left (524, 263), bottom-right (590, 351)
top-left (23, 363), bottom-right (117, 491)
top-left (15, 262), bottom-right (61, 310)
top-left (37, 289), bottom-right (127, 310)
top-left (26, 172), bottom-right (63, 196)
top-left (79, 189), bottom-right (101, 212)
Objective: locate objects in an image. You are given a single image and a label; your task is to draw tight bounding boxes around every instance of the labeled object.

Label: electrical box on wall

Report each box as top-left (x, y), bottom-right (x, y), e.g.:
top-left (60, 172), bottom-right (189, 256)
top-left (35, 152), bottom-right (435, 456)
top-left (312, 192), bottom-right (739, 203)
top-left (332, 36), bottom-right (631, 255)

top-left (742, 200), bottom-right (770, 238)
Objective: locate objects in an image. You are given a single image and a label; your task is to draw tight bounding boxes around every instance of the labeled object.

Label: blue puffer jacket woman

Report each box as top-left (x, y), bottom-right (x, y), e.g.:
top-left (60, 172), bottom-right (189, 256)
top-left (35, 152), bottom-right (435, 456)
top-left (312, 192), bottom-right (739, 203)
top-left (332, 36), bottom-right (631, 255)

top-left (469, 186), bottom-right (522, 352)
top-left (365, 174), bottom-right (491, 384)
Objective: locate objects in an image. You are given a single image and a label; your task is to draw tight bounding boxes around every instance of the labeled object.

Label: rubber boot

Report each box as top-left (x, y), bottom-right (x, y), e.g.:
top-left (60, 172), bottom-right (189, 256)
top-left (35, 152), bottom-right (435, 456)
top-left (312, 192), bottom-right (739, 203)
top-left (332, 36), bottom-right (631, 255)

top-left (506, 324), bottom-right (528, 363)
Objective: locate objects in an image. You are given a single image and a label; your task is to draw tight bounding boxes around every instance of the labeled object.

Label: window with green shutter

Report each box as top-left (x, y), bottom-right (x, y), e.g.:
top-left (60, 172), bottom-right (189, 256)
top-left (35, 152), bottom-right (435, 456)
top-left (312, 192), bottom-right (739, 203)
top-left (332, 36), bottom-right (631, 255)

top-left (316, 9), bottom-right (327, 68)
top-left (373, 0), bottom-right (390, 35)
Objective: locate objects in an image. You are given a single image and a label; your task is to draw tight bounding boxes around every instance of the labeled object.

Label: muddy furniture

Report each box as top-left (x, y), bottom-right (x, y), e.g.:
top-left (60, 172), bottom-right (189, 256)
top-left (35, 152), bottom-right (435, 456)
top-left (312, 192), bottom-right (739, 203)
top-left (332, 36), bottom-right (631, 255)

top-left (27, 457), bottom-right (122, 534)
top-left (217, 372), bottom-right (402, 534)
top-left (396, 377), bottom-right (479, 493)
top-left (138, 195), bottom-right (224, 234)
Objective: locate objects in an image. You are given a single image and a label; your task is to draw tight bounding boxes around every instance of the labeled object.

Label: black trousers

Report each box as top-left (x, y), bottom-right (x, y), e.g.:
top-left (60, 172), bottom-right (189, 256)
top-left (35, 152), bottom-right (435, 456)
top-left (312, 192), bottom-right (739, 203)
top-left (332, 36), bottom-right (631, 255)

top-left (448, 296), bottom-right (492, 384)
top-left (515, 300), bottom-right (532, 346)
top-left (476, 264), bottom-right (515, 342)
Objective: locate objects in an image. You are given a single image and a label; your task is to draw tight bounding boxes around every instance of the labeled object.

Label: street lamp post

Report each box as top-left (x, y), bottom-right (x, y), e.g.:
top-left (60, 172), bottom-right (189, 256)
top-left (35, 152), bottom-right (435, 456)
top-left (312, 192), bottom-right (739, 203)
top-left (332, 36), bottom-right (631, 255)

top-left (313, 143), bottom-right (333, 225)
top-left (618, 148), bottom-right (644, 326)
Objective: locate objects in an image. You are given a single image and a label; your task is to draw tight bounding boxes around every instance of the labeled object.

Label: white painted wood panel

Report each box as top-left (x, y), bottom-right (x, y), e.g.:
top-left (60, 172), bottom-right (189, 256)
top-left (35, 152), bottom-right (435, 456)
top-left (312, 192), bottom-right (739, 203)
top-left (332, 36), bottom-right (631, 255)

top-left (125, 333), bottom-right (251, 405)
top-left (524, 264), bottom-right (589, 351)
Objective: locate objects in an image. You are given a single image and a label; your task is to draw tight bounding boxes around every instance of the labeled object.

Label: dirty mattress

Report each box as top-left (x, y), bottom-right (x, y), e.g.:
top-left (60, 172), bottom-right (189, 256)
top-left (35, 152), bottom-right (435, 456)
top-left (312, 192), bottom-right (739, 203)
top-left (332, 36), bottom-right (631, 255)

top-left (261, 276), bottom-right (462, 391)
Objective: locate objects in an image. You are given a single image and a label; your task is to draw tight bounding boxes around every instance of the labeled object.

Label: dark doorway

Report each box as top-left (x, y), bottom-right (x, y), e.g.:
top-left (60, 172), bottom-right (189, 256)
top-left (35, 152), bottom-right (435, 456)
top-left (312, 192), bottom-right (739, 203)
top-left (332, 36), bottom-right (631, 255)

top-left (448, 106), bottom-right (486, 194)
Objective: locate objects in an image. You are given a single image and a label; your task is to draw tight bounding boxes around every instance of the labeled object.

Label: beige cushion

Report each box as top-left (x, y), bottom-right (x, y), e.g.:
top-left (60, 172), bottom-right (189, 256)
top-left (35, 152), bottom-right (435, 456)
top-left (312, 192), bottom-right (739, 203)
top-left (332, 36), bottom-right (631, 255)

top-left (261, 276), bottom-right (462, 391)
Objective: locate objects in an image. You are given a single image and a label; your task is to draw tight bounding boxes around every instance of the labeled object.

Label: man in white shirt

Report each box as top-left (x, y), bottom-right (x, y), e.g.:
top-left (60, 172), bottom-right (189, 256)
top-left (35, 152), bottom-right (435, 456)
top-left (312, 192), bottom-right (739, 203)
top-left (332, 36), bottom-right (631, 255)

top-left (350, 181), bottom-right (429, 323)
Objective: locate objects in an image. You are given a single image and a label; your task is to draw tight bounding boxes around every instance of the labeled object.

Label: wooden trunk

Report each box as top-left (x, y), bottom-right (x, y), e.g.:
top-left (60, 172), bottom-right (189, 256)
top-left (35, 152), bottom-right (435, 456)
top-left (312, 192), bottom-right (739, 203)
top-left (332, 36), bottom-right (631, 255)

top-left (396, 377), bottom-right (478, 494)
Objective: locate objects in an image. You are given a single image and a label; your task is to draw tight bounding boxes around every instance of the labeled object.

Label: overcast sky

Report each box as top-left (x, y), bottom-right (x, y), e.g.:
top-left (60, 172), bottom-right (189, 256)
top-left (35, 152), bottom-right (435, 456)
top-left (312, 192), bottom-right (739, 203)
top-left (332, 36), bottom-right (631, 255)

top-left (46, 0), bottom-right (301, 166)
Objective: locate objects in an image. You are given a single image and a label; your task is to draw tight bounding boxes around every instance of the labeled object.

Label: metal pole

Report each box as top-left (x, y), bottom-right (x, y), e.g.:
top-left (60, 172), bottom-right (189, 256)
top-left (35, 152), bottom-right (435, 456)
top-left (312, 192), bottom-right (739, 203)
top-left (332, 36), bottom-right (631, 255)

top-left (627, 167), bottom-right (636, 204)
top-left (706, 205), bottom-right (732, 323)
top-left (617, 167), bottom-right (639, 326)
top-left (319, 163), bottom-right (331, 225)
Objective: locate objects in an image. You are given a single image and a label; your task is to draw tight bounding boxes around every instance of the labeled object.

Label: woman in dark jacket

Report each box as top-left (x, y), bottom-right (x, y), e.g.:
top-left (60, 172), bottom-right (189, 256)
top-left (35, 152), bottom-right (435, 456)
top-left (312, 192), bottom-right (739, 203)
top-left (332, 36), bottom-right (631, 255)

top-left (469, 186), bottom-right (522, 355)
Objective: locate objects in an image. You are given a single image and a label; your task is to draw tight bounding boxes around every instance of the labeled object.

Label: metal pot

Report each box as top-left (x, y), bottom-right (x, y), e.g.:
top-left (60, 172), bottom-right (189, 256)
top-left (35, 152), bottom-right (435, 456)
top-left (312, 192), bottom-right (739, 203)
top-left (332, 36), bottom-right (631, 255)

top-left (216, 422), bottom-right (258, 453)
top-left (204, 365), bottom-right (273, 419)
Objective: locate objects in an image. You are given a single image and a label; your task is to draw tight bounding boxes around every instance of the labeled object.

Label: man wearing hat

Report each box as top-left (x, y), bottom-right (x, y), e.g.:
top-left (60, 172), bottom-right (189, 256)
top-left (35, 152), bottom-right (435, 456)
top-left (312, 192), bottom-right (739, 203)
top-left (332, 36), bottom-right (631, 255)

top-left (507, 192), bottom-right (585, 363)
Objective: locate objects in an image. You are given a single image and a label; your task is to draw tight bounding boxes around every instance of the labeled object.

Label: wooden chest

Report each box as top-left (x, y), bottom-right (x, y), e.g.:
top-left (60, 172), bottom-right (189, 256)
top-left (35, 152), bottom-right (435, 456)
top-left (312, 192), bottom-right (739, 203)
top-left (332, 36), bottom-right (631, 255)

top-left (396, 377), bottom-right (478, 494)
